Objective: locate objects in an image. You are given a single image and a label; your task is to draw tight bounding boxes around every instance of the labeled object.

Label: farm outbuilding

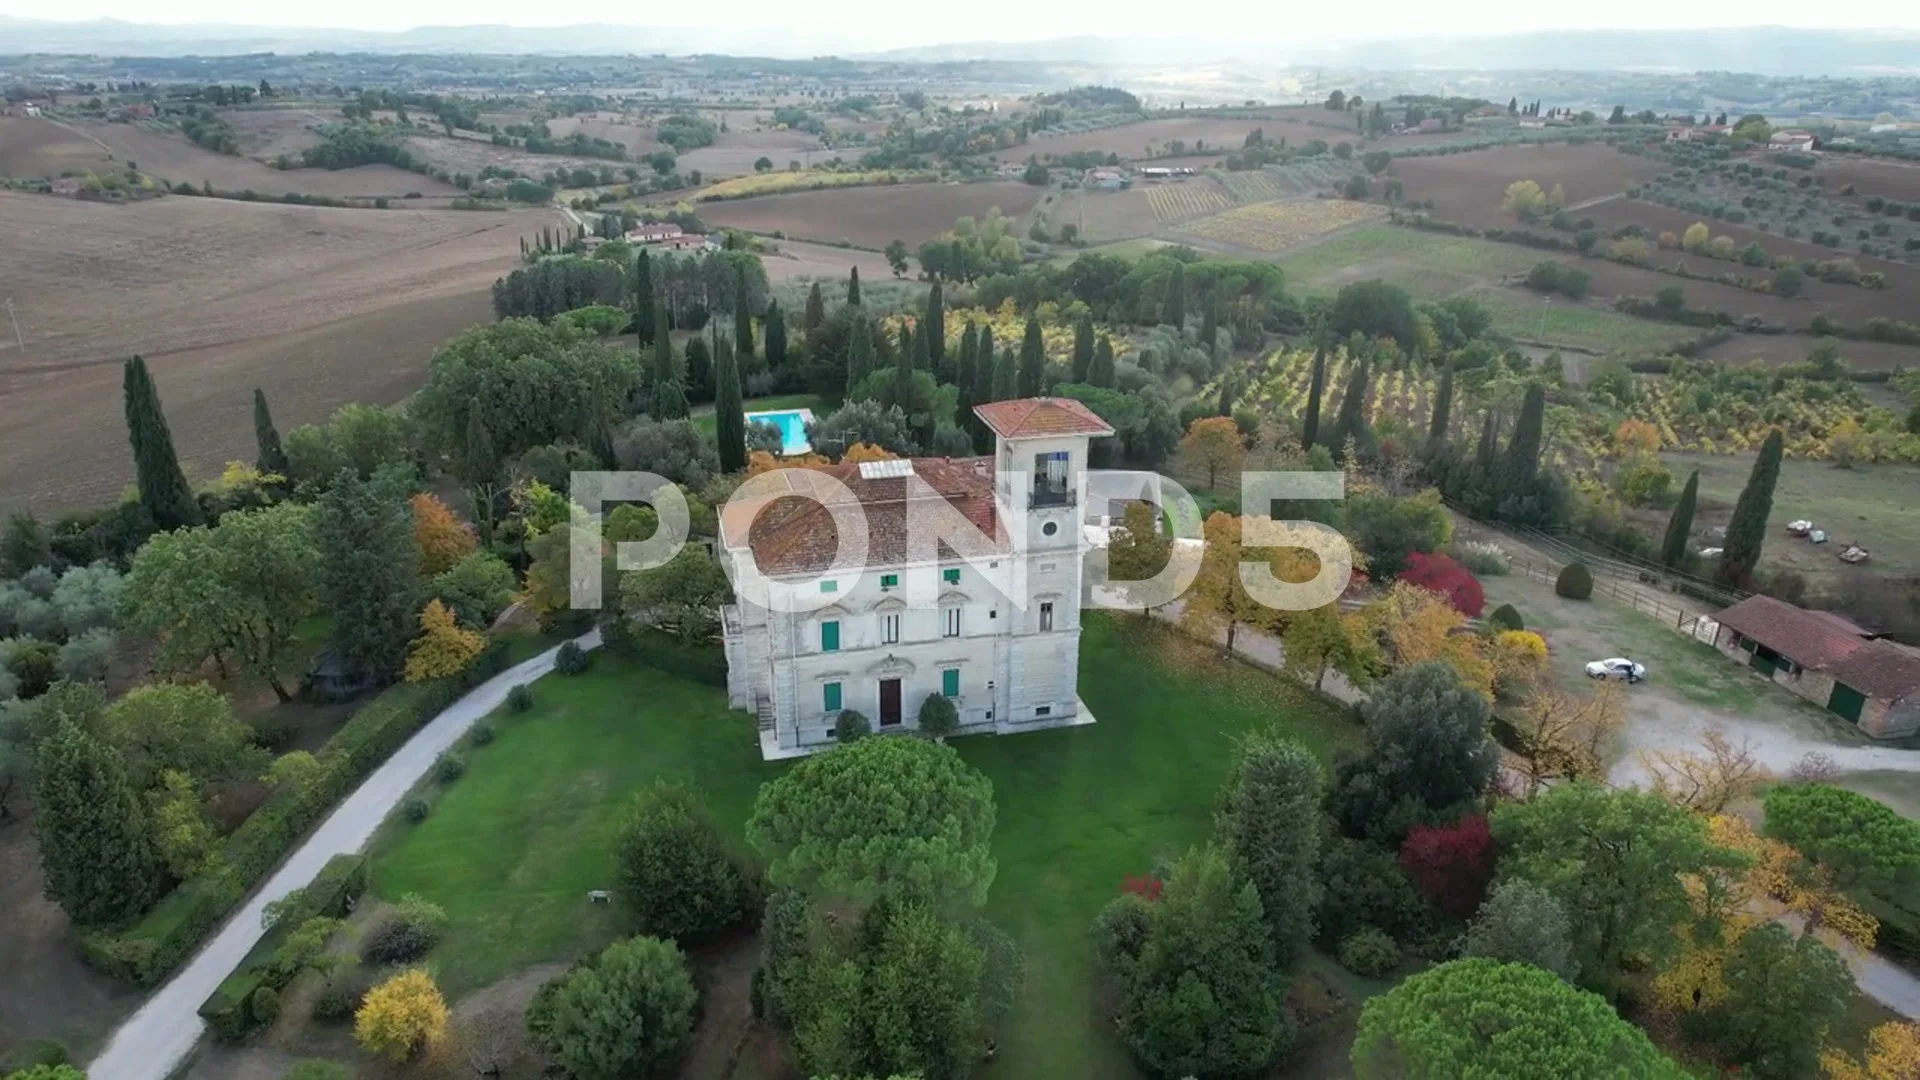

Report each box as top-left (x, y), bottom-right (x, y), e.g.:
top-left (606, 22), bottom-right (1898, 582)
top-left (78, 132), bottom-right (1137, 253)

top-left (1710, 594), bottom-right (1920, 737)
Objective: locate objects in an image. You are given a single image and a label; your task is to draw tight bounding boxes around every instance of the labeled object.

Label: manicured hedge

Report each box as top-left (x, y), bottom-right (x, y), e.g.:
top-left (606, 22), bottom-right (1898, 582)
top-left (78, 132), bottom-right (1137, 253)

top-left (81, 644), bottom-right (507, 985)
top-left (603, 619), bottom-right (726, 687)
top-left (198, 853), bottom-right (367, 1041)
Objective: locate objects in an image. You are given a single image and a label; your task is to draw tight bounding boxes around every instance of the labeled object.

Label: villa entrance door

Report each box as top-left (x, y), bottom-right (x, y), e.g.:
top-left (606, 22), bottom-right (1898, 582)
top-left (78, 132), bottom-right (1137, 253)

top-left (879, 679), bottom-right (902, 726)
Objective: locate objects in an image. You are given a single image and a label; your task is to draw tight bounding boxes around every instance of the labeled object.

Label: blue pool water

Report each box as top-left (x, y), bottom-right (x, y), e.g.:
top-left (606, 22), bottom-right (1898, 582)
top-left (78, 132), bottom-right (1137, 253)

top-left (744, 408), bottom-right (815, 455)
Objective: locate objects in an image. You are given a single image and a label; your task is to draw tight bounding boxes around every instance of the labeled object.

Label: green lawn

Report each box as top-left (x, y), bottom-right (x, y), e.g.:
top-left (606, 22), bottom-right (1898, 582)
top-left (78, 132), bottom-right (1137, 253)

top-left (368, 613), bottom-right (1363, 1075)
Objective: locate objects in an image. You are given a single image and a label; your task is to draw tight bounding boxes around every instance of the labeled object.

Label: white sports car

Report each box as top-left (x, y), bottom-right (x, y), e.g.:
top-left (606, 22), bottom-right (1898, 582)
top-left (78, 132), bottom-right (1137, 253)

top-left (1586, 657), bottom-right (1647, 682)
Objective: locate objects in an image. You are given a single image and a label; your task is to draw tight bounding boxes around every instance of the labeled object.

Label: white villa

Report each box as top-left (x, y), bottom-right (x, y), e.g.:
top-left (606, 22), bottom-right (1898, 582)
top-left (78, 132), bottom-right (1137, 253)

top-left (719, 397), bottom-right (1114, 758)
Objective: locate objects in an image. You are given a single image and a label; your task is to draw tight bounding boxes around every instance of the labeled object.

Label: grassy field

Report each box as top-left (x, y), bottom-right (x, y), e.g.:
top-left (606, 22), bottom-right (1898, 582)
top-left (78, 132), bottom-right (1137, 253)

top-left (1663, 452), bottom-right (1920, 586)
top-left (1266, 222), bottom-right (1691, 353)
top-left (366, 613), bottom-right (1364, 1076)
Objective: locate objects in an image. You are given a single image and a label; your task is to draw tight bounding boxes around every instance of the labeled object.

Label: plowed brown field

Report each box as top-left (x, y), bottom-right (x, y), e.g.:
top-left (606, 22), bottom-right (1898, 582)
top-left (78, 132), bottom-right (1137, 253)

top-left (75, 122), bottom-right (461, 199)
top-left (1393, 142), bottom-right (1666, 228)
top-left (0, 192), bottom-right (559, 512)
top-left (700, 180), bottom-right (1044, 248)
top-left (0, 116), bottom-right (115, 176)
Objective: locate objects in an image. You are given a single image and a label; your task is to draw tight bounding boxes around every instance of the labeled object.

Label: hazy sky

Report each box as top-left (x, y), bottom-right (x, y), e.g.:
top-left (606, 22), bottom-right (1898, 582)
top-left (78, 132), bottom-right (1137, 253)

top-left (7, 3), bottom-right (1919, 48)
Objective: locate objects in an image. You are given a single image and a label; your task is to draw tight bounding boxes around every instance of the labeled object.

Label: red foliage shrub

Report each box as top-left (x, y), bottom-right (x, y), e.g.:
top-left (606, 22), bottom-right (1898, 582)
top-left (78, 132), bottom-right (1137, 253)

top-left (1398, 814), bottom-right (1495, 921)
top-left (1121, 874), bottom-right (1164, 902)
top-left (1400, 551), bottom-right (1486, 617)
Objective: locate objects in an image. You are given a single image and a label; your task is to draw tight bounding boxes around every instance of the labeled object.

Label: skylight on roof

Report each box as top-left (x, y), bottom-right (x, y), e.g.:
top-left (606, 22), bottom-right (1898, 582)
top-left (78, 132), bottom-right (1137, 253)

top-left (858, 458), bottom-right (916, 480)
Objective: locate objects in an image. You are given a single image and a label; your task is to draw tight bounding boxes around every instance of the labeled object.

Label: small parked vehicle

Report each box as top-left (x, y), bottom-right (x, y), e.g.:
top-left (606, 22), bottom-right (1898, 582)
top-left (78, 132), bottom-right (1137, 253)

top-left (1585, 657), bottom-right (1647, 683)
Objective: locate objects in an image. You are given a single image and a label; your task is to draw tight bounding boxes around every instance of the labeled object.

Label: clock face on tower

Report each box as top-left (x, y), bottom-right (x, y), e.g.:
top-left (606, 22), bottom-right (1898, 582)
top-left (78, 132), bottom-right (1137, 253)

top-left (1042, 522), bottom-right (1059, 537)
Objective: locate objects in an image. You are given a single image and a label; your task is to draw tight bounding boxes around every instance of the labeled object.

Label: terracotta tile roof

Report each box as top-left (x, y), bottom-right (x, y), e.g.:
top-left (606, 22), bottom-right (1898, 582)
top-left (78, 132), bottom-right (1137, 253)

top-left (1831, 639), bottom-right (1920, 703)
top-left (1716, 595), bottom-right (1869, 671)
top-left (722, 457), bottom-right (1006, 576)
top-left (973, 397), bottom-right (1115, 440)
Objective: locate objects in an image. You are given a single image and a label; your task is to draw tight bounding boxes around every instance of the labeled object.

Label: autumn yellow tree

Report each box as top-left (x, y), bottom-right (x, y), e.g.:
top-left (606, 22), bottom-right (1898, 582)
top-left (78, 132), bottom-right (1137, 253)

top-left (1501, 179), bottom-right (1548, 221)
top-left (1612, 419), bottom-right (1661, 458)
top-left (1182, 511), bottom-right (1274, 653)
top-left (513, 479), bottom-right (571, 537)
top-left (411, 492), bottom-right (477, 576)
top-left (1822, 1021), bottom-right (1920, 1080)
top-left (1640, 726), bottom-right (1770, 815)
top-left (1177, 416), bottom-right (1245, 491)
top-left (840, 442), bottom-right (898, 464)
top-left (1283, 603), bottom-right (1380, 691)
top-left (356, 968), bottom-right (449, 1061)
top-left (1508, 682), bottom-right (1625, 794)
top-left (404, 599), bottom-right (487, 682)
top-left (1488, 629), bottom-right (1549, 698)
top-left (1652, 814), bottom-right (1875, 1014)
top-left (746, 449), bottom-right (832, 476)
top-left (1363, 580), bottom-right (1493, 696)
top-left (1682, 221), bottom-right (1711, 253)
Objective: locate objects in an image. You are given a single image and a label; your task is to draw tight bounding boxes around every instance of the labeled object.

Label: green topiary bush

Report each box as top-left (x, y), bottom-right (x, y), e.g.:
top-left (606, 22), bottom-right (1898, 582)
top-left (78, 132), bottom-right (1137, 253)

top-left (917, 693), bottom-right (959, 742)
top-left (554, 641), bottom-right (590, 675)
top-left (471, 721), bottom-right (495, 746)
top-left (247, 985), bottom-right (280, 1027)
top-left (403, 796), bottom-right (431, 823)
top-left (1555, 562), bottom-right (1594, 600)
top-left (436, 753), bottom-right (465, 783)
top-left (507, 683), bottom-right (534, 712)
top-left (833, 709), bottom-right (871, 744)
top-left (1338, 927), bottom-right (1403, 977)
top-left (1487, 604), bottom-right (1524, 632)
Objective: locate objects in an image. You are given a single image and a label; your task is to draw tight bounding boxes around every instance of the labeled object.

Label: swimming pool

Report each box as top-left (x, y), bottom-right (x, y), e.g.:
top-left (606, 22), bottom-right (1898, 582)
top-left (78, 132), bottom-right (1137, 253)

top-left (744, 408), bottom-right (816, 456)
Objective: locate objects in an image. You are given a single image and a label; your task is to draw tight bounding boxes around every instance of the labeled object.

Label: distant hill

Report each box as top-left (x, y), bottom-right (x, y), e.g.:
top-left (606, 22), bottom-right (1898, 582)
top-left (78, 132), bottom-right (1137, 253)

top-left (1, 18), bottom-right (1918, 78)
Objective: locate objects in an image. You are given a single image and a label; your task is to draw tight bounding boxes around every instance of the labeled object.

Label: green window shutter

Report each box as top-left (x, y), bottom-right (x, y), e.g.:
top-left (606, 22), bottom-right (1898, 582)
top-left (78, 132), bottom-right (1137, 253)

top-left (942, 669), bottom-right (960, 697)
top-left (943, 568), bottom-right (961, 584)
top-left (824, 682), bottom-right (842, 712)
top-left (821, 621), bottom-right (839, 652)
top-left (820, 580), bottom-right (837, 593)
top-left (881, 573), bottom-right (899, 588)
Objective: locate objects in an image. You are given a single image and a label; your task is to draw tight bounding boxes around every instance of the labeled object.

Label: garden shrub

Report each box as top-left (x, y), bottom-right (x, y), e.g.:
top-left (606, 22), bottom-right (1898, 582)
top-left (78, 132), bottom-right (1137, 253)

top-left (1487, 603), bottom-right (1524, 632)
top-left (81, 648), bottom-right (504, 986)
top-left (615, 780), bottom-right (749, 940)
top-left (600, 620), bottom-right (727, 686)
top-left (1316, 836), bottom-right (1433, 946)
top-left (1338, 927), bottom-right (1403, 977)
top-left (359, 894), bottom-right (448, 966)
top-left (1452, 541), bottom-right (1510, 577)
top-left (1091, 891), bottom-right (1154, 985)
top-left (247, 985), bottom-right (280, 1027)
top-left (403, 796), bottom-right (430, 823)
top-left (833, 709), bottom-right (871, 743)
top-left (311, 973), bottom-right (372, 1023)
top-left (435, 753), bottom-right (465, 783)
top-left (1555, 562), bottom-right (1594, 600)
top-left (471, 721), bottom-right (495, 746)
top-left (917, 693), bottom-right (959, 740)
top-left (506, 683), bottom-right (534, 712)
top-left (554, 640), bottom-right (590, 675)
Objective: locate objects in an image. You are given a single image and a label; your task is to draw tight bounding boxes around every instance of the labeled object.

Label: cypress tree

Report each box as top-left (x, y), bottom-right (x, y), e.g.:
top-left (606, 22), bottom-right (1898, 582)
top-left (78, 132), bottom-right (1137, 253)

top-left (122, 355), bottom-right (201, 530)
top-left (992, 346), bottom-right (1018, 402)
top-left (1500, 382), bottom-right (1548, 496)
top-left (1201, 298), bottom-right (1219, 362)
top-left (911, 314), bottom-right (930, 373)
top-left (684, 336), bottom-right (713, 404)
top-left (253, 387), bottom-right (289, 477)
top-left (1329, 358), bottom-right (1370, 460)
top-left (804, 281), bottom-right (825, 331)
top-left (764, 300), bottom-right (788, 374)
top-left (1300, 347), bottom-right (1328, 451)
top-left (956, 323), bottom-right (980, 430)
top-left (649, 311), bottom-right (688, 419)
top-left (315, 469), bottom-right (420, 682)
top-left (1072, 312), bottom-right (1095, 383)
top-left (1164, 261), bottom-right (1187, 327)
top-left (714, 335), bottom-right (747, 472)
top-left (1427, 360), bottom-right (1455, 446)
top-left (925, 280), bottom-right (946, 380)
top-left (461, 411), bottom-right (498, 486)
top-left (35, 720), bottom-right (165, 926)
top-left (1217, 377), bottom-right (1236, 418)
top-left (847, 315), bottom-right (874, 389)
top-left (734, 260), bottom-right (754, 363)
top-left (1661, 470), bottom-right (1699, 569)
top-left (977, 325), bottom-right (995, 386)
top-left (1719, 430), bottom-right (1783, 586)
top-left (1017, 315), bottom-right (1045, 397)
top-left (847, 265), bottom-right (862, 305)
top-left (1089, 336), bottom-right (1116, 388)
top-left (633, 249), bottom-right (655, 343)
top-left (1473, 411), bottom-right (1500, 474)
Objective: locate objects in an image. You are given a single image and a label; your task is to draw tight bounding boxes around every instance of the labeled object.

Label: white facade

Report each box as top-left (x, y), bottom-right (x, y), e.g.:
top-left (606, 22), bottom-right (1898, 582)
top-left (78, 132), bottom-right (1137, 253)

top-left (722, 422), bottom-right (1103, 757)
